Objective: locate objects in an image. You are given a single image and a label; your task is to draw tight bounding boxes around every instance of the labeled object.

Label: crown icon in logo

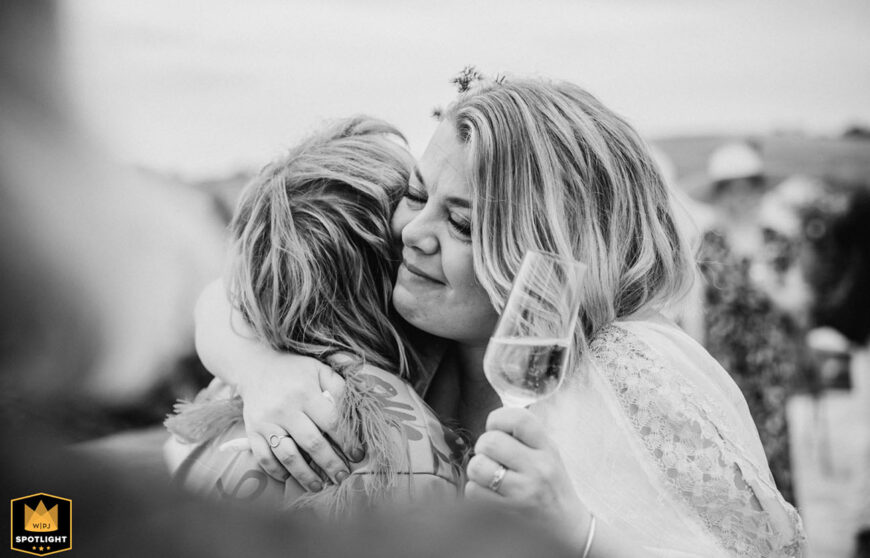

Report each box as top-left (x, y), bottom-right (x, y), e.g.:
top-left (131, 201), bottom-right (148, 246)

top-left (24, 500), bottom-right (58, 532)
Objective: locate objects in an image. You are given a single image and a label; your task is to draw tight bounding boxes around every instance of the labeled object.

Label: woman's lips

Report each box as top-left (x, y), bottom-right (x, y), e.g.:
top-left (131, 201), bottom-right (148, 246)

top-left (401, 261), bottom-right (444, 284)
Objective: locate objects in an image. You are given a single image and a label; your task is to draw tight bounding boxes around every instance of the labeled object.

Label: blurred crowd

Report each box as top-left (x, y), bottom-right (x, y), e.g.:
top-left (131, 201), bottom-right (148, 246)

top-left (661, 140), bottom-right (870, 557)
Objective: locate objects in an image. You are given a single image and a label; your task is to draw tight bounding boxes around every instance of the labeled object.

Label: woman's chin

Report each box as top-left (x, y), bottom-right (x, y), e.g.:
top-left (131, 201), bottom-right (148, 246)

top-left (393, 283), bottom-right (445, 337)
top-left (392, 283), bottom-right (423, 324)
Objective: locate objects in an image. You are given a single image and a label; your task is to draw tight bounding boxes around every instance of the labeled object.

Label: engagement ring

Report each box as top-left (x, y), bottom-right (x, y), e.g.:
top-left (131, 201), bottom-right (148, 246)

top-left (489, 464), bottom-right (507, 493)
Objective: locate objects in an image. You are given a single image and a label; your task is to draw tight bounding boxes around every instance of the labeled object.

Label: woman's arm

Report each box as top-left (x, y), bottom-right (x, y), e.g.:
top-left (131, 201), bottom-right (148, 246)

top-left (193, 279), bottom-right (362, 487)
top-left (193, 278), bottom-right (270, 386)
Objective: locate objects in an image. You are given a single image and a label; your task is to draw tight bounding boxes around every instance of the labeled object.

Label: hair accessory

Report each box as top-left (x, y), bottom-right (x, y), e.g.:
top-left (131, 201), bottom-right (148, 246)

top-left (452, 65), bottom-right (484, 93)
top-left (581, 514), bottom-right (596, 558)
top-left (488, 464), bottom-right (507, 493)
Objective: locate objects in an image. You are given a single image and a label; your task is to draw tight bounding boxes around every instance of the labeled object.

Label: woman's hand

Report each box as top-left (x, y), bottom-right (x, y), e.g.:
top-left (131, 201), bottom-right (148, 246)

top-left (194, 278), bottom-right (363, 489)
top-left (466, 407), bottom-right (593, 552)
top-left (236, 351), bottom-right (363, 489)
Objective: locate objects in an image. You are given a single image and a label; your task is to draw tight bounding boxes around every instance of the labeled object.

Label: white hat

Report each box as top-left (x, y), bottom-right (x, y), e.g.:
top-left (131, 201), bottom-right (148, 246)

top-left (707, 142), bottom-right (763, 182)
top-left (806, 327), bottom-right (850, 353)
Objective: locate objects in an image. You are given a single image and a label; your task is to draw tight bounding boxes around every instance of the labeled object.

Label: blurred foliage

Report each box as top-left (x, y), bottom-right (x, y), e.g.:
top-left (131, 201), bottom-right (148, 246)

top-left (699, 231), bottom-right (811, 505)
top-left (800, 184), bottom-right (870, 345)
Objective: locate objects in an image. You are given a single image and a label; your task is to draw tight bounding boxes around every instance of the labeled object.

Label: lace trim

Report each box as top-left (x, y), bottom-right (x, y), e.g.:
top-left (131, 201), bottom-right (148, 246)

top-left (590, 325), bottom-right (806, 557)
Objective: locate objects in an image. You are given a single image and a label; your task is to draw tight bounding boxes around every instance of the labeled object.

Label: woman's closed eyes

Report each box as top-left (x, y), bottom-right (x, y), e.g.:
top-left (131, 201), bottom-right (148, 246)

top-left (402, 187), bottom-right (427, 208)
top-left (402, 185), bottom-right (472, 240)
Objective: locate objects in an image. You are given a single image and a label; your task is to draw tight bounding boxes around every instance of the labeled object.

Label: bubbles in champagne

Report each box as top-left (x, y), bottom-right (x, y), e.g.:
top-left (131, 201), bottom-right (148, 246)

top-left (483, 337), bottom-right (569, 407)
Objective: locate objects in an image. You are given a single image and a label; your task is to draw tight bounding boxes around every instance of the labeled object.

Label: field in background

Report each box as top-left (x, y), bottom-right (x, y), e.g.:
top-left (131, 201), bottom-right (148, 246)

top-left (654, 133), bottom-right (870, 197)
top-left (186, 133), bottom-right (870, 211)
top-left (189, 134), bottom-right (870, 220)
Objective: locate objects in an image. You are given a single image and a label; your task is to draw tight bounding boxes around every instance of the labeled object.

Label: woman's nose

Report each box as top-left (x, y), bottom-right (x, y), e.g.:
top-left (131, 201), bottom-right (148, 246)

top-left (401, 210), bottom-right (439, 255)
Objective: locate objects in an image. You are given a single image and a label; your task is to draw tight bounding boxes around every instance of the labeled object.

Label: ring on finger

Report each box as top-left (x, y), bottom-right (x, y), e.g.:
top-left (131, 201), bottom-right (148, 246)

top-left (489, 464), bottom-right (508, 493)
top-left (269, 434), bottom-right (286, 449)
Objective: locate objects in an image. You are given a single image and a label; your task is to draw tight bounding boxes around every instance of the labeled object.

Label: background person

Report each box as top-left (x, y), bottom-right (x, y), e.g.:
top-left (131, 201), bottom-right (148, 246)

top-left (692, 141), bottom-right (808, 504)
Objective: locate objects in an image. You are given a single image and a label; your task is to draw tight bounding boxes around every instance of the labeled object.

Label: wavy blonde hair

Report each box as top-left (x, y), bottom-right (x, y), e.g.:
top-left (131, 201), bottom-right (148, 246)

top-left (443, 75), bottom-right (695, 359)
top-left (228, 116), bottom-right (415, 377)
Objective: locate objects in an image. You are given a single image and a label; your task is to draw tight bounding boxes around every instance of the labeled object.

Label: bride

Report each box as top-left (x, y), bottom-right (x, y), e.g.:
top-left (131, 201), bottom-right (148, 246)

top-left (194, 71), bottom-right (806, 556)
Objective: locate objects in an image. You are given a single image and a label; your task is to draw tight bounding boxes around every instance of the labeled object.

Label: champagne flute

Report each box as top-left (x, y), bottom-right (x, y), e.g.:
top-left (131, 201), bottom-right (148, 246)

top-left (483, 250), bottom-right (586, 408)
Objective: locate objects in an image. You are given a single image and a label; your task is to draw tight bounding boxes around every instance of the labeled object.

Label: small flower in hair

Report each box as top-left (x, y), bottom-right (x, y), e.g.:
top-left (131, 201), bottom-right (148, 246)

top-left (451, 65), bottom-right (484, 93)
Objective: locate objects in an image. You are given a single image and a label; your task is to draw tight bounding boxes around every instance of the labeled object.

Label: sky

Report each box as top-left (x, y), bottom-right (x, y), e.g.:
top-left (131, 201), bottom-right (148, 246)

top-left (59, 0), bottom-right (870, 179)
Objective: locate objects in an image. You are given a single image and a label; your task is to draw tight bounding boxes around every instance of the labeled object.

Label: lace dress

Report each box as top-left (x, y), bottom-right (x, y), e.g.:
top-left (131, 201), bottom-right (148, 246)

top-left (533, 316), bottom-right (806, 557)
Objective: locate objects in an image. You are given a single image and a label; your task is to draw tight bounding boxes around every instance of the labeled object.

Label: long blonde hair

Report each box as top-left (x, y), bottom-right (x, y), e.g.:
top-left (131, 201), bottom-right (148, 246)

top-left (228, 116), bottom-right (415, 377)
top-left (443, 75), bottom-right (695, 357)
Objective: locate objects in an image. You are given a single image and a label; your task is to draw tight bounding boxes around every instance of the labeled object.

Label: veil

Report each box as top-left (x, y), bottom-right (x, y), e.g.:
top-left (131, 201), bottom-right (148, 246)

top-left (533, 315), bottom-right (806, 557)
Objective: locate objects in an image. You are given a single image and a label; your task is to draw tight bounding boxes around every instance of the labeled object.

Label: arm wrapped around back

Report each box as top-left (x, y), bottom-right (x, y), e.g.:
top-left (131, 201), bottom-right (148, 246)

top-left (164, 363), bottom-right (465, 516)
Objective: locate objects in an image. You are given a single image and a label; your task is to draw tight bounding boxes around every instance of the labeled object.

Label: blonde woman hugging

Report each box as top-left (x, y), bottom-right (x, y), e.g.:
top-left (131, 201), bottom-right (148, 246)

top-left (193, 71), bottom-right (806, 556)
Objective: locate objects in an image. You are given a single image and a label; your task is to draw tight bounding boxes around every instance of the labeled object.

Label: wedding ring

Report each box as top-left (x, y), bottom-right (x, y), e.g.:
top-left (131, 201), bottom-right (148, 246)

top-left (269, 434), bottom-right (285, 449)
top-left (489, 464), bottom-right (507, 493)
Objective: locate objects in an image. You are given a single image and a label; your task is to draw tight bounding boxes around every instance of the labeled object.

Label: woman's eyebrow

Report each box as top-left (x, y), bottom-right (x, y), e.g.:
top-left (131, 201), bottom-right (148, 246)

top-left (445, 196), bottom-right (470, 209)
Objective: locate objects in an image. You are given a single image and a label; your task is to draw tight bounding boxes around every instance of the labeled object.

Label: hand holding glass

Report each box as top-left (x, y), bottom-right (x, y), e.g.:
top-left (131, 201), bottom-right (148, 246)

top-left (483, 250), bottom-right (586, 407)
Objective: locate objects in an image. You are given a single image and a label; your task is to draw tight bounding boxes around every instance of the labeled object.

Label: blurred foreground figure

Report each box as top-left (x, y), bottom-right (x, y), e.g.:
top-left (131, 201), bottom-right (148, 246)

top-left (0, 0), bottom-right (224, 439)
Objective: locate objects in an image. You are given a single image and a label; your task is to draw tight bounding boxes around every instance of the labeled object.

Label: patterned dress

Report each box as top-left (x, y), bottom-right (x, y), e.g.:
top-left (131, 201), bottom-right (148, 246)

top-left (698, 230), bottom-right (808, 505)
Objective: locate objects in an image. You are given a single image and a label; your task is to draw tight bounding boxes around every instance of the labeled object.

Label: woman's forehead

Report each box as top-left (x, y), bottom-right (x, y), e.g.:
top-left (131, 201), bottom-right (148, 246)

top-left (416, 121), bottom-right (470, 199)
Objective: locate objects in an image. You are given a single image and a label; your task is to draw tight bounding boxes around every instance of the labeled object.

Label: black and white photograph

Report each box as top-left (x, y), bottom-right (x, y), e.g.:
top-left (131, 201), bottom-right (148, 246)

top-left (2, 1), bottom-right (869, 556)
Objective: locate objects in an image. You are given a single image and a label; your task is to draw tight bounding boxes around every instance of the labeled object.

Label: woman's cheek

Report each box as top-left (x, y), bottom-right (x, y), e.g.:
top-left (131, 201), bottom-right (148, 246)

top-left (443, 249), bottom-right (499, 340)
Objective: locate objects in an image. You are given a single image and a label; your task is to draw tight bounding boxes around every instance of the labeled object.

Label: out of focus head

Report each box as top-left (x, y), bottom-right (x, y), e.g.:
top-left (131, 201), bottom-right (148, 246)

top-left (229, 117), bottom-right (414, 375)
top-left (707, 141), bottom-right (766, 206)
top-left (799, 181), bottom-right (870, 345)
top-left (438, 74), bottom-right (695, 343)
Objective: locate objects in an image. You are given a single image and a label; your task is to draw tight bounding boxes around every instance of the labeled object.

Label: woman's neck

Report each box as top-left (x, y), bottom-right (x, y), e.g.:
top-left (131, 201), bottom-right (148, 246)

top-left (455, 342), bottom-right (501, 440)
top-left (455, 342), bottom-right (487, 387)
top-left (424, 340), bottom-right (502, 442)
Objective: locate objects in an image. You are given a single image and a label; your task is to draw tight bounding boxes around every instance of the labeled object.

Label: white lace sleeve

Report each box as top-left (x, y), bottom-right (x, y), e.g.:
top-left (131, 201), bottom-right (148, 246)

top-left (590, 325), bottom-right (806, 557)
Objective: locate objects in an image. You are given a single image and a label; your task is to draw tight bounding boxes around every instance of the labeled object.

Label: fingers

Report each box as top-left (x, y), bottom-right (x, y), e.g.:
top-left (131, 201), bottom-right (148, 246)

top-left (288, 413), bottom-right (350, 484)
top-left (249, 433), bottom-right (290, 482)
top-left (474, 430), bottom-right (530, 471)
top-left (267, 433), bottom-right (326, 492)
top-left (485, 407), bottom-right (549, 450)
top-left (466, 453), bottom-right (514, 496)
top-left (305, 390), bottom-right (364, 463)
top-left (317, 362), bottom-right (347, 400)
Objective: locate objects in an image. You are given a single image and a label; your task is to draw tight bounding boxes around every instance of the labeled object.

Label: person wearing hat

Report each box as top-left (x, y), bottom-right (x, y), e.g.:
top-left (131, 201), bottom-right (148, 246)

top-left (706, 141), bottom-right (767, 256)
top-left (692, 140), bottom-right (806, 506)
